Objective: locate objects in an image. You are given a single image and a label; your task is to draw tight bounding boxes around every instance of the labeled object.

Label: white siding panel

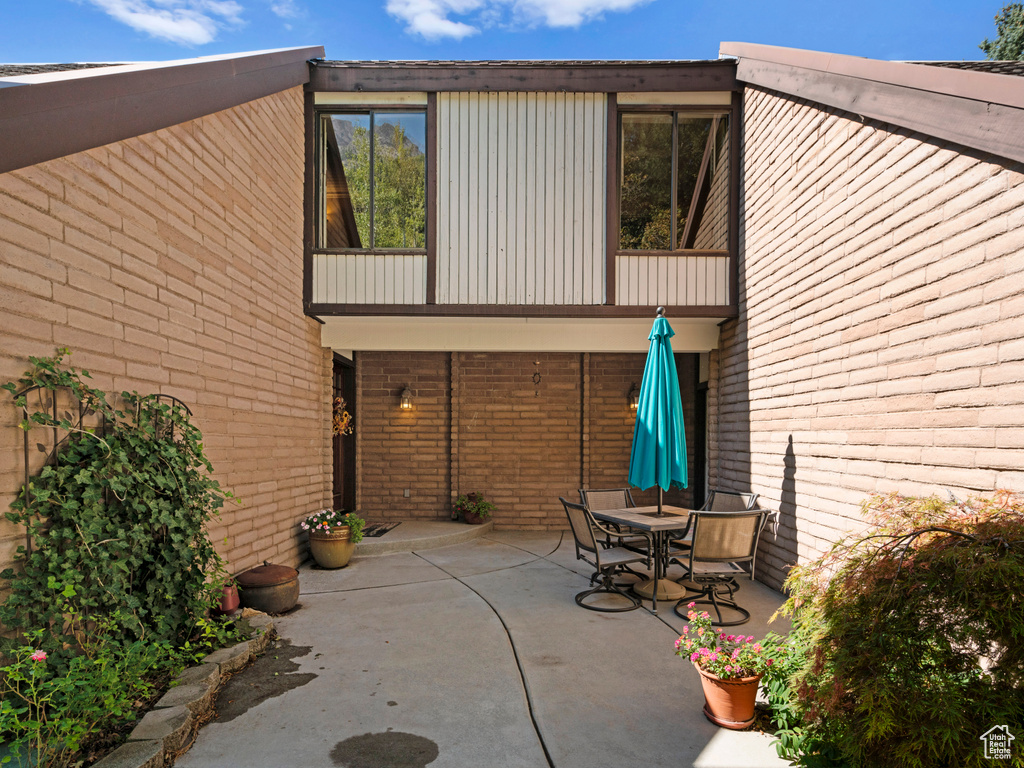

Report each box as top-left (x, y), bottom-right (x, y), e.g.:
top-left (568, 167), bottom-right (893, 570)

top-left (437, 96), bottom-right (451, 304)
top-left (615, 255), bottom-right (731, 307)
top-left (496, 93), bottom-right (508, 304)
top-left (436, 92), bottom-right (607, 305)
top-left (312, 255), bottom-right (428, 304)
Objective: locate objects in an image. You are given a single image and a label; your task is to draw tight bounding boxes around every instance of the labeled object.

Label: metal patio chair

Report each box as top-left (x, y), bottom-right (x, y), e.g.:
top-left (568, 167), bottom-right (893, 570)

top-left (579, 488), bottom-right (648, 545)
top-left (669, 489), bottom-right (760, 552)
top-left (671, 508), bottom-right (769, 626)
top-left (560, 497), bottom-right (653, 613)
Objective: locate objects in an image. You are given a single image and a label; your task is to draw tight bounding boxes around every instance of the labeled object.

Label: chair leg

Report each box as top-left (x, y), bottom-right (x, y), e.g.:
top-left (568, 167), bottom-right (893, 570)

top-left (575, 567), bottom-right (642, 612)
top-left (673, 581), bottom-right (750, 626)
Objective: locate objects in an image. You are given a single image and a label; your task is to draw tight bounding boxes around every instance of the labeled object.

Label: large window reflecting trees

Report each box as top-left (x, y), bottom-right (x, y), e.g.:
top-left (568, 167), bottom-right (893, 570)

top-left (619, 111), bottom-right (730, 252)
top-left (319, 111), bottom-right (426, 251)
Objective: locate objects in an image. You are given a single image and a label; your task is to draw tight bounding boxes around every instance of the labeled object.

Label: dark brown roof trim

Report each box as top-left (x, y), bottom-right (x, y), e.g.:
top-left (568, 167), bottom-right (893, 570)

top-left (720, 42), bottom-right (1024, 165)
top-left (0, 46), bottom-right (324, 175)
top-left (305, 302), bottom-right (738, 319)
top-left (310, 60), bottom-right (737, 93)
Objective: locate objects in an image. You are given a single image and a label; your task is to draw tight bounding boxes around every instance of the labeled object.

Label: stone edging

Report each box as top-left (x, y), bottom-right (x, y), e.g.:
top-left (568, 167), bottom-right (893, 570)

top-left (91, 613), bottom-right (277, 768)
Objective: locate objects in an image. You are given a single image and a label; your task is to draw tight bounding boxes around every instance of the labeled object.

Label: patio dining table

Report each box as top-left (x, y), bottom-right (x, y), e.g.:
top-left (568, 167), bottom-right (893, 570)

top-left (589, 505), bottom-right (694, 614)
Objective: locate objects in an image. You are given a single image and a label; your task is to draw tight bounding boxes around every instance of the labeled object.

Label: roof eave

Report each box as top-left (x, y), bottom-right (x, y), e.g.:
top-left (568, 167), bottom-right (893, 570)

top-left (0, 46), bottom-right (325, 175)
top-left (720, 42), bottom-right (1024, 166)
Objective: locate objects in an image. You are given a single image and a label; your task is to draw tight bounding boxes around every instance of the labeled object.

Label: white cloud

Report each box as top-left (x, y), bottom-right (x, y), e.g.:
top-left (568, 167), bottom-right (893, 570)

top-left (512, 0), bottom-right (652, 27)
top-left (386, 0), bottom-right (484, 40)
top-left (86, 0), bottom-right (244, 45)
top-left (269, 0), bottom-right (300, 19)
top-left (387, 0), bottom-right (651, 40)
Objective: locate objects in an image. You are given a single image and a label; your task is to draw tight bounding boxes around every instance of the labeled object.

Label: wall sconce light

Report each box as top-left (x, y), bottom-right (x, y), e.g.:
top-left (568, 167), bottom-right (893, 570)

top-left (400, 387), bottom-right (413, 410)
top-left (628, 383), bottom-right (640, 410)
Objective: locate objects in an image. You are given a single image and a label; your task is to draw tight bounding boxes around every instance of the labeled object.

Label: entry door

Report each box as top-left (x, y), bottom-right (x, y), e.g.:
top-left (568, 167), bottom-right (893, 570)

top-left (332, 355), bottom-right (356, 511)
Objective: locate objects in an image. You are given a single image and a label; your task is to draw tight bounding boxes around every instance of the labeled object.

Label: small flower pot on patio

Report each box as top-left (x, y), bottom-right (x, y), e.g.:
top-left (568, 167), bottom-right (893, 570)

top-left (454, 492), bottom-right (495, 525)
top-left (308, 526), bottom-right (356, 568)
top-left (300, 509), bottom-right (365, 568)
top-left (213, 581), bottom-right (240, 615)
top-left (695, 665), bottom-right (762, 730)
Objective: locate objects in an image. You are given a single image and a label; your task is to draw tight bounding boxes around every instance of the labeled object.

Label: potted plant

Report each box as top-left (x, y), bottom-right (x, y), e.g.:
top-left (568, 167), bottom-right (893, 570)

top-left (301, 508), bottom-right (365, 568)
top-left (674, 603), bottom-right (781, 730)
top-left (453, 493), bottom-right (495, 525)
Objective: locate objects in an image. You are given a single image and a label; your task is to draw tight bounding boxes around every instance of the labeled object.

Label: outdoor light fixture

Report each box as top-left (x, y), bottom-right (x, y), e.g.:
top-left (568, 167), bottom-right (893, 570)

top-left (628, 383), bottom-right (640, 410)
top-left (400, 387), bottom-right (413, 410)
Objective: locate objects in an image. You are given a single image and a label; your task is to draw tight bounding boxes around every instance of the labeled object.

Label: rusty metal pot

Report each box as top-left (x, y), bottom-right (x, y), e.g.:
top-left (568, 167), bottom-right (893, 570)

top-left (236, 561), bottom-right (299, 614)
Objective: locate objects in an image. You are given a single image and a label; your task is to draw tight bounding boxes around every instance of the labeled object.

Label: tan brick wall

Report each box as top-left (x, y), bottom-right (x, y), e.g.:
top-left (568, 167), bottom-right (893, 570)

top-left (457, 352), bottom-right (582, 530)
top-left (0, 86), bottom-right (332, 578)
top-left (355, 351), bottom-right (451, 519)
top-left (355, 351), bottom-right (698, 528)
top-left (710, 86), bottom-right (1024, 588)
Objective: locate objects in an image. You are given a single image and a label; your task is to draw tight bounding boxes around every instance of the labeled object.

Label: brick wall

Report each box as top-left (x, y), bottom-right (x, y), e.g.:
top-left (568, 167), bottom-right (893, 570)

top-left (356, 351), bottom-right (698, 528)
top-left (0, 86), bottom-right (332, 578)
top-left (356, 351), bottom-right (451, 519)
top-left (710, 86), bottom-right (1024, 588)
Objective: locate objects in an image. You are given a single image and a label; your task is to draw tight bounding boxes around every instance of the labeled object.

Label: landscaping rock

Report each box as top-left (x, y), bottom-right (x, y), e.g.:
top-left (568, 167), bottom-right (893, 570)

top-left (153, 682), bottom-right (217, 716)
top-left (90, 739), bottom-right (164, 768)
top-left (202, 641), bottom-right (251, 675)
top-left (248, 626), bottom-right (275, 655)
top-left (172, 663), bottom-right (220, 693)
top-left (128, 705), bottom-right (193, 755)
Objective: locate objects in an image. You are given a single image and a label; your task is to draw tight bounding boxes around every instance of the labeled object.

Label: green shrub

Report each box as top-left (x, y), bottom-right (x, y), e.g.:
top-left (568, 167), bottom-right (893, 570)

top-left (0, 628), bottom-right (178, 768)
top-left (1, 350), bottom-right (234, 655)
top-left (781, 491), bottom-right (1024, 768)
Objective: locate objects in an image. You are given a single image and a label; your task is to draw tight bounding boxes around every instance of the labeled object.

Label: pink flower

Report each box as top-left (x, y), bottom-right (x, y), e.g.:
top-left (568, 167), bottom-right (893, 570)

top-left (690, 652), bottom-right (699, 662)
top-left (726, 634), bottom-right (735, 642)
top-left (687, 602), bottom-right (696, 608)
top-left (747, 636), bottom-right (754, 642)
top-left (30, 650), bottom-right (47, 662)
top-left (681, 626), bottom-right (689, 634)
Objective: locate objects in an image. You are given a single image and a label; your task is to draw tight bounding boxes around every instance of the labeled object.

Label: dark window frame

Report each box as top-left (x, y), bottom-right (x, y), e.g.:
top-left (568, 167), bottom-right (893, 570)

top-left (615, 104), bottom-right (733, 256)
top-left (314, 105), bottom-right (431, 255)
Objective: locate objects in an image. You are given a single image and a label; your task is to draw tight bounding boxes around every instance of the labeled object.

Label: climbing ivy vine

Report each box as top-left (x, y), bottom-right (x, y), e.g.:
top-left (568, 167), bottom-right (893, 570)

top-left (1, 349), bottom-right (234, 656)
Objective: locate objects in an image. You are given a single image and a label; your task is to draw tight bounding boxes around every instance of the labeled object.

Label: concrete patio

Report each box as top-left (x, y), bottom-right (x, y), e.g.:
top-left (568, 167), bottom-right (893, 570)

top-left (177, 527), bottom-right (792, 768)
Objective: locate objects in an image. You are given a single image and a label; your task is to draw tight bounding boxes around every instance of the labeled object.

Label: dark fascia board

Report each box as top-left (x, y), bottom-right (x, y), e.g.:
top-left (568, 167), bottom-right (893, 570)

top-left (720, 42), bottom-right (1024, 166)
top-left (309, 60), bottom-right (738, 93)
top-left (0, 46), bottom-right (324, 175)
top-left (305, 302), bottom-right (738, 319)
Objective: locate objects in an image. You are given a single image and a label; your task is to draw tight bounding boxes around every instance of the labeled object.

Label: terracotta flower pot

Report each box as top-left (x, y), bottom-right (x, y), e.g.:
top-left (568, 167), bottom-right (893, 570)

top-left (213, 582), bottom-right (240, 615)
top-left (308, 525), bottom-right (356, 568)
top-left (463, 511), bottom-right (486, 525)
top-left (695, 664), bottom-right (762, 730)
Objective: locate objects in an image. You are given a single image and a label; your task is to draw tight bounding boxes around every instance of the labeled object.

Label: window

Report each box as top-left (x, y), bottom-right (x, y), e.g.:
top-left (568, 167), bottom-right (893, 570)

top-left (318, 110), bottom-right (427, 251)
top-left (619, 111), bottom-right (729, 252)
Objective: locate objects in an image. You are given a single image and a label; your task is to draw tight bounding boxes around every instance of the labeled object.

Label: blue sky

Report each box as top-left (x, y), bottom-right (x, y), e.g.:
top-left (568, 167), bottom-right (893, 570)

top-left (1, 0), bottom-right (1000, 64)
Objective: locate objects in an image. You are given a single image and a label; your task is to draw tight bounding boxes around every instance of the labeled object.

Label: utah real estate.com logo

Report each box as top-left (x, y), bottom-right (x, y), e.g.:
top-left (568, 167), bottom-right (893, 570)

top-left (981, 725), bottom-right (1014, 761)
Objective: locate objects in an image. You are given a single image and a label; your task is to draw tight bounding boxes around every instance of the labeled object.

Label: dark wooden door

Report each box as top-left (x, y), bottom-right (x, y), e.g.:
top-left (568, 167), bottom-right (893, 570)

top-left (332, 355), bottom-right (356, 511)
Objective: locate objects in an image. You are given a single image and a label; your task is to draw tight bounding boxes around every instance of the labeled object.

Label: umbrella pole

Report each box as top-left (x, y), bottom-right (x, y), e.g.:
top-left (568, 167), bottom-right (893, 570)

top-left (658, 486), bottom-right (663, 516)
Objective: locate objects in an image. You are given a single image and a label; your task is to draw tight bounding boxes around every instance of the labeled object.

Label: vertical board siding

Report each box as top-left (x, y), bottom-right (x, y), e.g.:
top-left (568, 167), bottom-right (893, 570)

top-left (615, 255), bottom-right (730, 306)
top-left (313, 254), bottom-right (428, 304)
top-left (437, 92), bottom-right (607, 305)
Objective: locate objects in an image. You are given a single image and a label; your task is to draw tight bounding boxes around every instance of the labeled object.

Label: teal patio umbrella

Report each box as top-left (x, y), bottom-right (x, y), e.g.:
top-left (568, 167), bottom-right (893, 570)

top-left (628, 307), bottom-right (688, 514)
top-left (628, 307), bottom-right (689, 607)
